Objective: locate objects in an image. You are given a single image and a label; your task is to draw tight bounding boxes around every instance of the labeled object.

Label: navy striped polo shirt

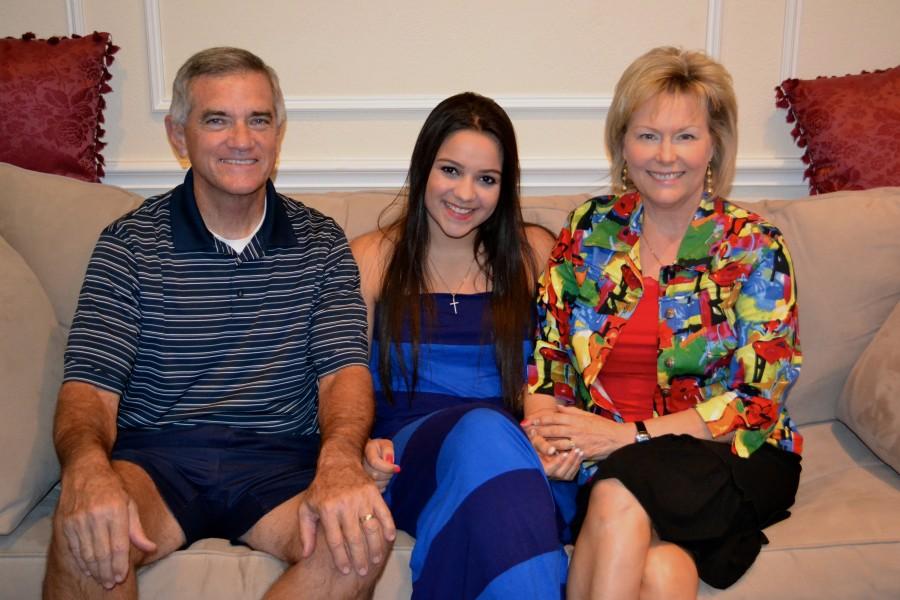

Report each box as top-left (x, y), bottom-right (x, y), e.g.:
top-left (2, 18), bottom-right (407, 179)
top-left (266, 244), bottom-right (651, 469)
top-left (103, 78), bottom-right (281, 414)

top-left (64, 170), bottom-right (369, 436)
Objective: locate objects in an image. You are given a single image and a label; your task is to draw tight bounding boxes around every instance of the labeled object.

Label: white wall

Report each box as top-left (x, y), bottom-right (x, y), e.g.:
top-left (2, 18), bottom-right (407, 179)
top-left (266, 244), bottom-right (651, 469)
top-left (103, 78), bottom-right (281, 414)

top-left (2, 0), bottom-right (899, 198)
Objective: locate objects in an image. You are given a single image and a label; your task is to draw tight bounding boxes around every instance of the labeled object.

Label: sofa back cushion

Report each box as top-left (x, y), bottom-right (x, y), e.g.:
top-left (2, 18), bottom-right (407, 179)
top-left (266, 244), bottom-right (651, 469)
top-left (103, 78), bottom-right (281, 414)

top-left (0, 163), bottom-right (143, 329)
top-left (0, 234), bottom-right (65, 533)
top-left (747, 187), bottom-right (900, 424)
top-left (838, 300), bottom-right (900, 472)
top-left (290, 190), bottom-right (590, 241)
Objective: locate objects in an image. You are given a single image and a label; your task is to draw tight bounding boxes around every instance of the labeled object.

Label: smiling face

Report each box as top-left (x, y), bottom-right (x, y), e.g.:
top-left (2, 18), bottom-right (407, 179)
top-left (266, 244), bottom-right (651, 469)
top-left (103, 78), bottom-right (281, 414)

top-left (623, 92), bottom-right (715, 212)
top-left (165, 71), bottom-right (281, 207)
top-left (424, 129), bottom-right (503, 242)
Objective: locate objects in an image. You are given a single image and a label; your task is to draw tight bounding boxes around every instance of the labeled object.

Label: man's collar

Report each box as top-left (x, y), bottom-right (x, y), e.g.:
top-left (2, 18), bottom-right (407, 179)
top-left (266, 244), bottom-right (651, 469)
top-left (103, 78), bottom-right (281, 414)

top-left (171, 169), bottom-right (297, 253)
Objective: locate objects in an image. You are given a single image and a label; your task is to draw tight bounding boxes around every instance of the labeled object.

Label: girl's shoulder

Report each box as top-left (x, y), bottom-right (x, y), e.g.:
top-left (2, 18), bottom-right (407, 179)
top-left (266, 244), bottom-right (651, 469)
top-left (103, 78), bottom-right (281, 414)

top-left (350, 227), bottom-right (396, 264)
top-left (350, 227), bottom-right (399, 304)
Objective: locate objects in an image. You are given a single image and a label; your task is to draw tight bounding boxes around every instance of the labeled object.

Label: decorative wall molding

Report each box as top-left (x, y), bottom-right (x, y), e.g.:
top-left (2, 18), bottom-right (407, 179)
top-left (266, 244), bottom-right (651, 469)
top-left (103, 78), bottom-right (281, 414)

top-left (104, 1), bottom-right (809, 197)
top-left (141, 0), bottom-right (610, 118)
top-left (281, 95), bottom-right (611, 117)
top-left (65, 0), bottom-right (85, 35)
top-left (103, 158), bottom-right (808, 197)
top-left (144, 0), bottom-right (168, 113)
top-left (705, 0), bottom-right (723, 59)
top-left (780, 0), bottom-right (803, 81)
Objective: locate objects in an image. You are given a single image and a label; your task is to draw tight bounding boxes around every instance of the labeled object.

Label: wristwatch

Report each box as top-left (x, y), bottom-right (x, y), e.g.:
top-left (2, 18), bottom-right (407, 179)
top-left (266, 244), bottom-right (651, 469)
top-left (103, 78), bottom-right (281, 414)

top-left (634, 420), bottom-right (651, 444)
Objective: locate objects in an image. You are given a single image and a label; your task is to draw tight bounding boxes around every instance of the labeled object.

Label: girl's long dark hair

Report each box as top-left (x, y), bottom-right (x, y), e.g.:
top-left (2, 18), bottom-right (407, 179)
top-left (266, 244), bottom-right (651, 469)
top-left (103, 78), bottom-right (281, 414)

top-left (377, 92), bottom-right (537, 414)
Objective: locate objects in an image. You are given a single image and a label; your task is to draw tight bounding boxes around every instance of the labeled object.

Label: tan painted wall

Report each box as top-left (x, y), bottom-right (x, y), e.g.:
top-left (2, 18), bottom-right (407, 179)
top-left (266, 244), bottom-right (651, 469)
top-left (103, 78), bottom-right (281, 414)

top-left (2, 0), bottom-right (899, 197)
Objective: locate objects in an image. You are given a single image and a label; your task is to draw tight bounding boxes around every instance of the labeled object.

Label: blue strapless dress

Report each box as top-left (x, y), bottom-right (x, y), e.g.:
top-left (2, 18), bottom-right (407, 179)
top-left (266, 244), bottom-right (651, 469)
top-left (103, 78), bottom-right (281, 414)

top-left (370, 293), bottom-right (567, 599)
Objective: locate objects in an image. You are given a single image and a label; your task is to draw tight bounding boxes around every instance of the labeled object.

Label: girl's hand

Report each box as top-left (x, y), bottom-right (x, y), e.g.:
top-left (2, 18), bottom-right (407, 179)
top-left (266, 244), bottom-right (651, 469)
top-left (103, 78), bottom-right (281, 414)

top-left (522, 408), bottom-right (565, 457)
top-left (363, 438), bottom-right (400, 492)
top-left (539, 447), bottom-right (583, 481)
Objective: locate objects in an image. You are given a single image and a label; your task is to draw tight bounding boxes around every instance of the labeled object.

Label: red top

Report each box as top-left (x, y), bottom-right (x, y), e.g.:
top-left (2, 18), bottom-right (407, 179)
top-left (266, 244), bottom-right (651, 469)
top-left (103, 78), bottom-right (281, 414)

top-left (597, 277), bottom-right (659, 422)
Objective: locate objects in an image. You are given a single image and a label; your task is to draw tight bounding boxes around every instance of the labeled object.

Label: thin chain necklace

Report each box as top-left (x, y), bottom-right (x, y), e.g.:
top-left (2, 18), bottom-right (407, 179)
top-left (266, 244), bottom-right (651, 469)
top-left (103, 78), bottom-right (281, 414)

top-left (428, 255), bottom-right (478, 315)
top-left (640, 234), bottom-right (665, 265)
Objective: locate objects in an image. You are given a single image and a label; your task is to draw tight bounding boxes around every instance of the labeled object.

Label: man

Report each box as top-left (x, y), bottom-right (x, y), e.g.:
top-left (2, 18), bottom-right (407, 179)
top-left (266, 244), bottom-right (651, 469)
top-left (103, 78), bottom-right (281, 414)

top-left (43, 47), bottom-right (394, 599)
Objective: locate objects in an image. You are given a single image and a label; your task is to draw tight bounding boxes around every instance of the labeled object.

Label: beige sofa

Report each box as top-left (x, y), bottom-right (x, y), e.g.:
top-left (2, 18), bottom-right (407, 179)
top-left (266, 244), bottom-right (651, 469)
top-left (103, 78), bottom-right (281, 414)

top-left (2, 161), bottom-right (899, 599)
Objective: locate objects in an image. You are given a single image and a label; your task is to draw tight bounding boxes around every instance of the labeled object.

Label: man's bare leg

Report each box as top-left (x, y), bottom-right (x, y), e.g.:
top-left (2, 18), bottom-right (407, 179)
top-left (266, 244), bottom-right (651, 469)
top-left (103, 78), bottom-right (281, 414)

top-left (43, 461), bottom-right (186, 600)
top-left (242, 492), bottom-right (392, 600)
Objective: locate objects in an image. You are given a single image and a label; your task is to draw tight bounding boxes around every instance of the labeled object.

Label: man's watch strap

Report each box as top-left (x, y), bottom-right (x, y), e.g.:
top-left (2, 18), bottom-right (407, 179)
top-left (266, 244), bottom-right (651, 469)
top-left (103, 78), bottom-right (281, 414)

top-left (634, 420), bottom-right (651, 443)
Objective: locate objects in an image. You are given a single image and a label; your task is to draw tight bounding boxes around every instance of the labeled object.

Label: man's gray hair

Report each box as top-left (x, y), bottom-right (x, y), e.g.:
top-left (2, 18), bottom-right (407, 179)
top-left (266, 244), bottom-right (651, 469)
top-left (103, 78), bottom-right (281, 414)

top-left (169, 47), bottom-right (286, 127)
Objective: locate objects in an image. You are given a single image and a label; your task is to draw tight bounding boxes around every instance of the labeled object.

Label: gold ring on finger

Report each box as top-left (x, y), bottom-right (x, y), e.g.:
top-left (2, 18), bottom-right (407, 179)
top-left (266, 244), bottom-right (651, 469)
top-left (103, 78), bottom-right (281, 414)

top-left (360, 513), bottom-right (375, 524)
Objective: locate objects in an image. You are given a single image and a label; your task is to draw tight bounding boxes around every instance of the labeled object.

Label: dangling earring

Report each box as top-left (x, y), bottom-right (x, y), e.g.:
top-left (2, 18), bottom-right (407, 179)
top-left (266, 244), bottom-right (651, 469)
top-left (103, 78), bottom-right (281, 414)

top-left (703, 163), bottom-right (714, 199)
top-left (619, 165), bottom-right (631, 195)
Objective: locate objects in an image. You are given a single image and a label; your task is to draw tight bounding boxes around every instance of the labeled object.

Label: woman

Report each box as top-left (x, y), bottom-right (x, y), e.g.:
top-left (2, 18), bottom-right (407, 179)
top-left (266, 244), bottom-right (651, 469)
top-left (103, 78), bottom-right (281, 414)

top-left (351, 92), bottom-right (571, 599)
top-left (523, 47), bottom-right (803, 598)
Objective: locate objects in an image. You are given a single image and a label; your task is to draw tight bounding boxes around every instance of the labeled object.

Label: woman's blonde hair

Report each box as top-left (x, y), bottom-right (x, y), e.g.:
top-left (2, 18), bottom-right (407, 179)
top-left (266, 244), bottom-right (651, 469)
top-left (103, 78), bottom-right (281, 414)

top-left (605, 46), bottom-right (738, 198)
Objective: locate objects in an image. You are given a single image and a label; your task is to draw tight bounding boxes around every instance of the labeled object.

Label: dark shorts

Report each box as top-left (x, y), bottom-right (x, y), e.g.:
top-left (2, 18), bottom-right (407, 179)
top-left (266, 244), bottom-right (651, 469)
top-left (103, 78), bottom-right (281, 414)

top-left (111, 424), bottom-right (320, 547)
top-left (579, 434), bottom-right (801, 589)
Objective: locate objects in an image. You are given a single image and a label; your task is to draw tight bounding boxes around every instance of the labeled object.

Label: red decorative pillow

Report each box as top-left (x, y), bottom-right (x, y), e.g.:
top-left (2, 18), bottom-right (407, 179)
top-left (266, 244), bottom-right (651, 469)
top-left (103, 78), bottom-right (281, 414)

top-left (775, 66), bottom-right (900, 194)
top-left (0, 32), bottom-right (119, 182)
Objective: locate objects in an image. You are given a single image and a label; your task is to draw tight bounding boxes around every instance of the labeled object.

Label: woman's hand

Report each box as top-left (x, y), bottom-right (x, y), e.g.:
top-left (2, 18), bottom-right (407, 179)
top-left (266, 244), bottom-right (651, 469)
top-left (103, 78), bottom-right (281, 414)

top-left (524, 405), bottom-right (632, 461)
top-left (363, 438), bottom-right (400, 493)
top-left (522, 407), bottom-right (582, 480)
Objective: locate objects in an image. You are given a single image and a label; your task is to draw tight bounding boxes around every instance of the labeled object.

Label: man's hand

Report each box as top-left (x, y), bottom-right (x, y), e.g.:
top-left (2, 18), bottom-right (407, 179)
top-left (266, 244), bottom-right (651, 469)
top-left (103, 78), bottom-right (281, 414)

top-left (305, 365), bottom-right (395, 576)
top-left (57, 461), bottom-right (157, 589)
top-left (296, 458), bottom-right (395, 576)
top-left (363, 438), bottom-right (400, 492)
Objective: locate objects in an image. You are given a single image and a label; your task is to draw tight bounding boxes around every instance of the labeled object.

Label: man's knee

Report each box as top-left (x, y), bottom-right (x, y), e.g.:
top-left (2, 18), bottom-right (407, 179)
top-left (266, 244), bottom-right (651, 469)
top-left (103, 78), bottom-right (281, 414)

top-left (47, 499), bottom-right (151, 576)
top-left (109, 460), bottom-right (185, 562)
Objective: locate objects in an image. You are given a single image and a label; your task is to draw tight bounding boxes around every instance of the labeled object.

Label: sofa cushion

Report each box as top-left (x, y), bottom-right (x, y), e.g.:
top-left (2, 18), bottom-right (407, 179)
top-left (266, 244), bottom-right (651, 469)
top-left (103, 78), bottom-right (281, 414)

top-left (0, 33), bottom-right (119, 182)
top-left (0, 235), bottom-right (65, 534)
top-left (290, 190), bottom-right (399, 240)
top-left (775, 65), bottom-right (900, 194)
top-left (0, 163), bottom-right (143, 328)
top-left (838, 301), bottom-right (900, 472)
top-left (290, 190), bottom-right (591, 242)
top-left (698, 421), bottom-right (900, 597)
top-left (0, 486), bottom-right (415, 600)
top-left (748, 187), bottom-right (900, 424)
top-left (6, 425), bottom-right (898, 599)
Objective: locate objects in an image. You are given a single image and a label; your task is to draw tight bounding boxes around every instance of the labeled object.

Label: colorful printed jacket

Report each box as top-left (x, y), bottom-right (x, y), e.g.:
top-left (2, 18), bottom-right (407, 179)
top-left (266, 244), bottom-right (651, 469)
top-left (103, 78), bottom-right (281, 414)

top-left (528, 193), bottom-right (803, 457)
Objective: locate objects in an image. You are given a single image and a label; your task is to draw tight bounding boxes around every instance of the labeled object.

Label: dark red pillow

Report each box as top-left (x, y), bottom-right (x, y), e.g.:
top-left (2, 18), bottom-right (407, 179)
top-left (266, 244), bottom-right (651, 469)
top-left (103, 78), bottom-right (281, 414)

top-left (0, 32), bottom-right (119, 182)
top-left (776, 66), bottom-right (900, 194)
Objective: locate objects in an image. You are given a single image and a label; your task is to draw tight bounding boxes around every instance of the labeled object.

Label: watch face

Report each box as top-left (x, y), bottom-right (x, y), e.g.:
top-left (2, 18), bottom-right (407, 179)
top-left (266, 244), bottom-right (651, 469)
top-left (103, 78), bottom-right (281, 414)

top-left (635, 421), bottom-right (651, 443)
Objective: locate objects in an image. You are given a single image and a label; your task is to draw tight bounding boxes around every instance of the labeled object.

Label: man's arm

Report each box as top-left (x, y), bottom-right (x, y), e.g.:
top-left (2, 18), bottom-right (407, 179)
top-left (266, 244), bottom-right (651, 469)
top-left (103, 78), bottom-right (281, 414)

top-left (297, 365), bottom-right (395, 576)
top-left (53, 381), bottom-right (156, 590)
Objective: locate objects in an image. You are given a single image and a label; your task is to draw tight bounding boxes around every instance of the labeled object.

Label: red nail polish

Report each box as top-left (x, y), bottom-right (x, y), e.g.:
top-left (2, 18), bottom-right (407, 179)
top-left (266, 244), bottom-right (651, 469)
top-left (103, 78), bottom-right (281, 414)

top-left (386, 454), bottom-right (394, 464)
top-left (393, 465), bottom-right (401, 473)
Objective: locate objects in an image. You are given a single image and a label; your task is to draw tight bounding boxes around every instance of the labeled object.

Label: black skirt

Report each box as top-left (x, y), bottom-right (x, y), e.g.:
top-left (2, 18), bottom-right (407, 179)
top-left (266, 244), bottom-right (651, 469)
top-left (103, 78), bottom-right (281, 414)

top-left (577, 434), bottom-right (801, 589)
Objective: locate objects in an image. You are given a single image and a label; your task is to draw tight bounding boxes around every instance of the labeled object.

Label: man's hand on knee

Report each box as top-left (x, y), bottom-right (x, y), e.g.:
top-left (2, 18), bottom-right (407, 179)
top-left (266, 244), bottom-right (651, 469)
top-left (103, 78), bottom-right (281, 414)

top-left (58, 462), bottom-right (157, 589)
top-left (297, 461), bottom-right (395, 577)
